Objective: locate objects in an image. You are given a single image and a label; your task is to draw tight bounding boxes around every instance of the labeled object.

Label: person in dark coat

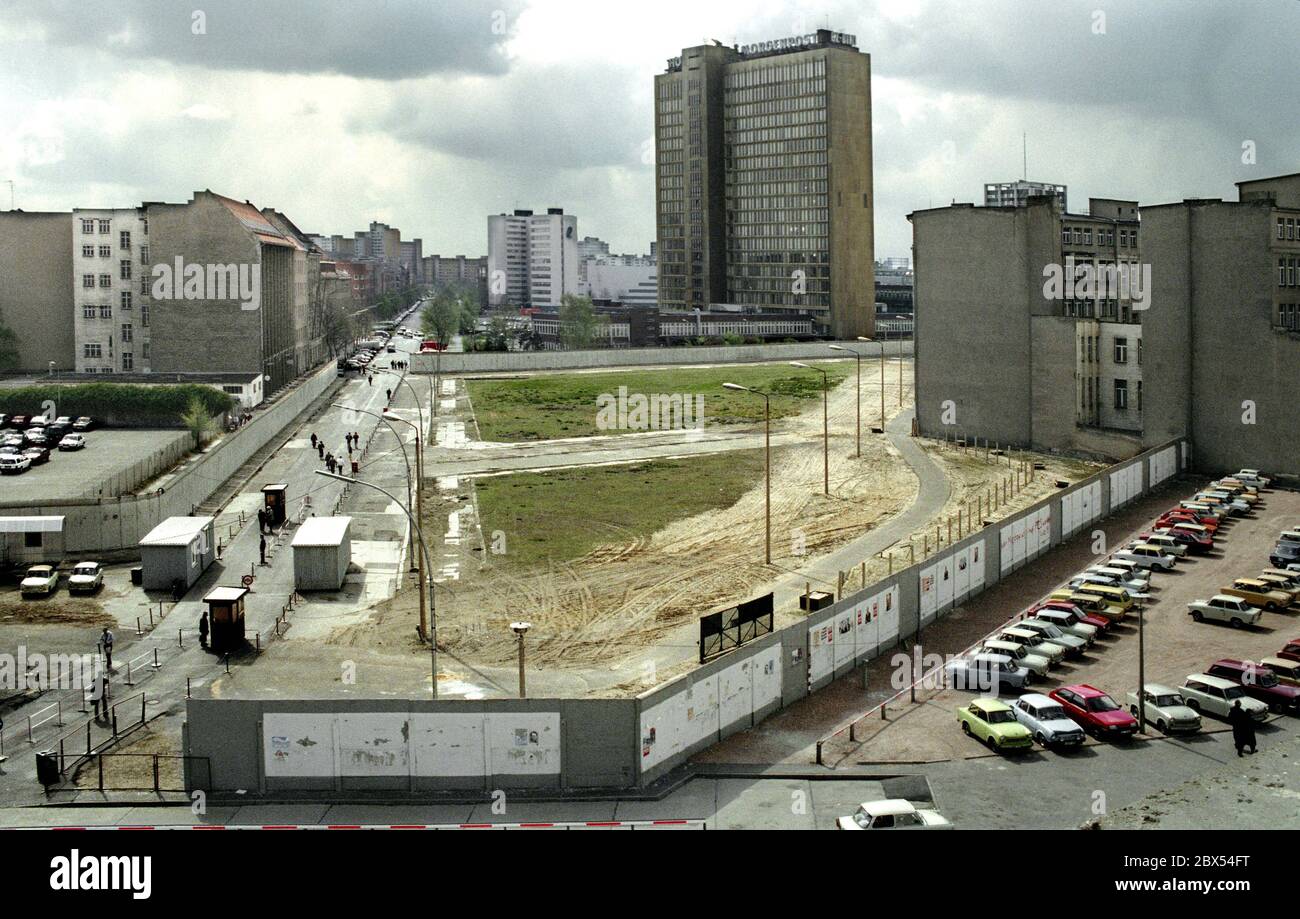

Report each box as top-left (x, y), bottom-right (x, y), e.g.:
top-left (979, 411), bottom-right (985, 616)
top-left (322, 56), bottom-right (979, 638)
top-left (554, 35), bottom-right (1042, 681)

top-left (256, 507), bottom-right (266, 534)
top-left (317, 441), bottom-right (325, 459)
top-left (310, 432), bottom-right (318, 449)
top-left (259, 535), bottom-right (267, 566)
top-left (198, 612), bottom-right (209, 650)
top-left (1229, 699), bottom-right (1257, 756)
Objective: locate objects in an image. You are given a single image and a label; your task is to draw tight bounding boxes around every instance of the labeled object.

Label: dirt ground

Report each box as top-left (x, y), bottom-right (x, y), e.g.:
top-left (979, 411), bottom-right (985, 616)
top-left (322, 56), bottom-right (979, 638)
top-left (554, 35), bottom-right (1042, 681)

top-left (326, 361), bottom-right (1115, 686)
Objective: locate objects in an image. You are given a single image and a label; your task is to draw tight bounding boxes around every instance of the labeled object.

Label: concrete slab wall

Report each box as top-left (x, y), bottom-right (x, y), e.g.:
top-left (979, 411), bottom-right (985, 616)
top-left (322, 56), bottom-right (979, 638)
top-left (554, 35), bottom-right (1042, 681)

top-left (0, 361), bottom-right (337, 554)
top-left (412, 340), bottom-right (912, 375)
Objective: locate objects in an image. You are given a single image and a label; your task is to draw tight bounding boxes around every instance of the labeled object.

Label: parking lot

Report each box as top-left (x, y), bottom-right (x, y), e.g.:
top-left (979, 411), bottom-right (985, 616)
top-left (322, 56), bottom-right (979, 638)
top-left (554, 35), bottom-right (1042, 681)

top-left (0, 428), bottom-right (191, 501)
top-left (828, 478), bottom-right (1300, 765)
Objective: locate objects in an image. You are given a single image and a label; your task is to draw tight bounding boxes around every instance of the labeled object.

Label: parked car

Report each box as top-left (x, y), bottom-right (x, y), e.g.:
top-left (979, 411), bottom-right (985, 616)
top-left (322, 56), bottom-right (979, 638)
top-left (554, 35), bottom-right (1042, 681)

top-left (1082, 566), bottom-right (1150, 594)
top-left (1126, 684), bottom-right (1201, 734)
top-left (8, 414), bottom-right (29, 428)
top-left (1221, 578), bottom-right (1293, 612)
top-left (999, 627), bottom-right (1067, 665)
top-left (67, 561), bottom-right (104, 594)
top-left (1179, 674), bottom-right (1269, 722)
top-left (1029, 608), bottom-right (1099, 644)
top-left (71, 416), bottom-right (97, 432)
top-left (20, 565), bottom-right (59, 597)
top-left (1187, 594), bottom-right (1262, 628)
top-left (957, 698), bottom-right (1034, 753)
top-left (1255, 573), bottom-right (1300, 603)
top-left (1277, 640), bottom-right (1300, 664)
top-left (1205, 659), bottom-right (1300, 713)
top-left (23, 427), bottom-right (47, 445)
top-left (1270, 543), bottom-right (1300, 569)
top-left (1048, 590), bottom-right (1124, 623)
top-left (1009, 693), bottom-right (1087, 747)
top-left (1033, 598), bottom-right (1111, 633)
top-left (1013, 618), bottom-right (1089, 657)
top-left (1232, 469), bottom-right (1271, 488)
top-left (946, 653), bottom-right (1032, 692)
top-left (1050, 684), bottom-right (1139, 739)
top-left (1114, 543), bottom-right (1178, 571)
top-left (58, 433), bottom-right (86, 451)
top-left (836, 799), bottom-right (952, 831)
top-left (1259, 657), bottom-right (1300, 687)
top-left (1154, 525), bottom-right (1214, 554)
top-left (1136, 532), bottom-right (1188, 557)
top-left (21, 446), bottom-right (50, 466)
top-left (0, 454), bottom-right (31, 475)
top-left (982, 639), bottom-right (1049, 680)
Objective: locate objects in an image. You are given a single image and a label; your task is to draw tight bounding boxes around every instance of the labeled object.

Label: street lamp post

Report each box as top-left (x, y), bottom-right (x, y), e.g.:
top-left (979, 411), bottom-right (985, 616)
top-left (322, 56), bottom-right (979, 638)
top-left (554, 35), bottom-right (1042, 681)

top-left (511, 621), bottom-right (531, 699)
top-left (316, 470), bottom-right (437, 695)
top-left (790, 362), bottom-right (829, 495)
top-left (827, 344), bottom-right (862, 456)
top-left (858, 336), bottom-right (886, 434)
top-left (723, 383), bottom-right (771, 565)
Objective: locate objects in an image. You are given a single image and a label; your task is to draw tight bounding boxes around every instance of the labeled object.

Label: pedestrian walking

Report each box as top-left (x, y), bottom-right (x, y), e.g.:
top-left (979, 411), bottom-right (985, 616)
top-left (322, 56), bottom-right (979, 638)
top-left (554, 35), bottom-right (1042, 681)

top-left (385, 388), bottom-right (392, 403)
top-left (368, 375), bottom-right (373, 387)
top-left (257, 507), bottom-right (267, 535)
top-left (100, 626), bottom-right (114, 670)
top-left (310, 433), bottom-right (318, 449)
top-left (352, 431), bottom-right (359, 448)
top-left (317, 441), bottom-right (325, 460)
top-left (199, 612), bottom-right (209, 650)
top-left (259, 534), bottom-right (267, 566)
top-left (1229, 700), bottom-right (1258, 756)
top-left (92, 672), bottom-right (110, 720)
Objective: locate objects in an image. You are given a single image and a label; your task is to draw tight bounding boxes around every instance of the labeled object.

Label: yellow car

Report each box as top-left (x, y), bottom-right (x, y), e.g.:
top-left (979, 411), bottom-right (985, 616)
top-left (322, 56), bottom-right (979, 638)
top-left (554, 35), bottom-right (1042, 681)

top-left (957, 698), bottom-right (1034, 753)
top-left (1222, 578), bottom-right (1293, 612)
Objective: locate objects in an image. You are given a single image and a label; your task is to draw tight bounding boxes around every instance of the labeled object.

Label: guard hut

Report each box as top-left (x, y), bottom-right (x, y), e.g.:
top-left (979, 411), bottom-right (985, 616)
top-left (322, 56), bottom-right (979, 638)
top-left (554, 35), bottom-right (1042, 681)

top-left (291, 517), bottom-right (352, 591)
top-left (261, 484), bottom-right (288, 527)
top-left (0, 516), bottom-right (66, 570)
top-left (203, 587), bottom-right (248, 654)
top-left (138, 517), bottom-right (216, 591)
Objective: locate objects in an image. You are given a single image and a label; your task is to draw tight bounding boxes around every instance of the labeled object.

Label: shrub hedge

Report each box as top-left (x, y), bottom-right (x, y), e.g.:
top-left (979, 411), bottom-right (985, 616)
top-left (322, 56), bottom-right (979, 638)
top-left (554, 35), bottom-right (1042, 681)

top-left (0, 383), bottom-right (235, 422)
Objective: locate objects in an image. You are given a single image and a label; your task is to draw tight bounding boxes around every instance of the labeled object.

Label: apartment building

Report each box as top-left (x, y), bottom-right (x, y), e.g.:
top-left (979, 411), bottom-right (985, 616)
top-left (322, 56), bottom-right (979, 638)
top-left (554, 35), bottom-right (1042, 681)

top-left (70, 207), bottom-right (152, 373)
top-left (487, 209), bottom-right (578, 310)
top-left (654, 29), bottom-right (874, 338)
top-left (910, 195), bottom-right (1146, 459)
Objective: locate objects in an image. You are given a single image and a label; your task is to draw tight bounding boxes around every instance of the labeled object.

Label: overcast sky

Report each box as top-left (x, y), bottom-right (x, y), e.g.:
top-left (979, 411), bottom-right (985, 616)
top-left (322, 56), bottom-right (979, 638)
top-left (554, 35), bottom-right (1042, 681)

top-left (2, 0), bottom-right (1298, 261)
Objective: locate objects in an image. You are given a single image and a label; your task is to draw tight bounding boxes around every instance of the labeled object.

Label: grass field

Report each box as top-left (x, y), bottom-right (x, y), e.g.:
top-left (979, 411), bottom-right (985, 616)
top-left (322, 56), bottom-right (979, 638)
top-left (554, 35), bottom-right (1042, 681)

top-left (475, 450), bottom-right (768, 571)
top-left (467, 361), bottom-right (852, 442)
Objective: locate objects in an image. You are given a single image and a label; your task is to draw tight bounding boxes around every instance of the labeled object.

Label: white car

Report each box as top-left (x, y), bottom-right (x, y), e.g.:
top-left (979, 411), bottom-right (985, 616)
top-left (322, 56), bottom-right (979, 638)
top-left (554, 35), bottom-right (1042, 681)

top-left (982, 640), bottom-right (1050, 679)
top-left (1179, 675), bottom-right (1268, 722)
top-left (1031, 608), bottom-right (1098, 644)
top-left (20, 565), bottom-right (59, 597)
top-left (946, 653), bottom-right (1032, 692)
top-left (837, 799), bottom-right (951, 830)
top-left (0, 453), bottom-right (31, 475)
top-left (1126, 684), bottom-right (1201, 734)
top-left (58, 433), bottom-right (86, 451)
top-left (68, 561), bottom-right (104, 594)
top-left (1085, 565), bottom-right (1150, 594)
top-left (1073, 571), bottom-right (1150, 599)
top-left (1187, 595), bottom-right (1262, 628)
top-left (1139, 533), bottom-right (1188, 558)
top-left (999, 627), bottom-right (1066, 665)
top-left (1009, 693), bottom-right (1087, 747)
top-left (1097, 558), bottom-right (1151, 586)
top-left (1115, 543), bottom-right (1177, 571)
top-left (1234, 469), bottom-right (1271, 488)
top-left (1014, 619), bottom-right (1089, 657)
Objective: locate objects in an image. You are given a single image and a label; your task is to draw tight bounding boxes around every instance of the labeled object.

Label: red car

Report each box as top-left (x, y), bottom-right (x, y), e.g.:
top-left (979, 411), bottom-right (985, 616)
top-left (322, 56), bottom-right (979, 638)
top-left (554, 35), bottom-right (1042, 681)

top-left (1157, 525), bottom-right (1214, 552)
top-left (1031, 600), bottom-right (1112, 633)
top-left (1050, 684), bottom-right (1138, 738)
top-left (1275, 640), bottom-right (1300, 664)
top-left (1157, 512), bottom-right (1218, 535)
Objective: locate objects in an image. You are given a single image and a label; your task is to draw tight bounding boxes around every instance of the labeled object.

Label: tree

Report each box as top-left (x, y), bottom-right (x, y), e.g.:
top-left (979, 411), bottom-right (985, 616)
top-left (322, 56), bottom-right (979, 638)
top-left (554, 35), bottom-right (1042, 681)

top-left (422, 292), bottom-right (460, 345)
top-left (0, 322), bottom-right (18, 371)
top-left (559, 294), bottom-right (604, 350)
top-left (180, 395), bottom-right (219, 451)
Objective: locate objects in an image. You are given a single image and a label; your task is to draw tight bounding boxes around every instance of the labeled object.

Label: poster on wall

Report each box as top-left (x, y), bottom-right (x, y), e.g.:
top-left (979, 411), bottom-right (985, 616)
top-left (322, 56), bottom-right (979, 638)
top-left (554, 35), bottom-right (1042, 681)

top-left (751, 644), bottom-right (782, 713)
top-left (954, 545), bottom-right (971, 601)
top-left (486, 713), bottom-right (561, 775)
top-left (833, 608), bottom-right (857, 670)
top-left (853, 595), bottom-right (877, 659)
top-left (876, 585), bottom-right (900, 647)
top-left (937, 554), bottom-right (955, 609)
top-left (919, 563), bottom-right (937, 618)
top-left (807, 614), bottom-right (836, 687)
top-left (264, 713), bottom-right (336, 778)
top-left (337, 713), bottom-right (411, 777)
top-left (969, 538), bottom-right (985, 592)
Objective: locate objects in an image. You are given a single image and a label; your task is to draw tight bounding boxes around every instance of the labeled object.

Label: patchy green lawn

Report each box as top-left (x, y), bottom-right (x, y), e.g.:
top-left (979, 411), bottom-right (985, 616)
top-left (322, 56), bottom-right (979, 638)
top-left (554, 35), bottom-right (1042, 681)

top-left (467, 361), bottom-right (852, 442)
top-left (475, 450), bottom-right (767, 571)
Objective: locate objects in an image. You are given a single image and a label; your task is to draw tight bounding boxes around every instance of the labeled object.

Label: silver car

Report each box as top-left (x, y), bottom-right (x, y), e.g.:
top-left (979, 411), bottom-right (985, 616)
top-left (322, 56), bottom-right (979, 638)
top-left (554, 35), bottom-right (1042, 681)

top-left (1126, 684), bottom-right (1201, 734)
top-left (1009, 693), bottom-right (1087, 747)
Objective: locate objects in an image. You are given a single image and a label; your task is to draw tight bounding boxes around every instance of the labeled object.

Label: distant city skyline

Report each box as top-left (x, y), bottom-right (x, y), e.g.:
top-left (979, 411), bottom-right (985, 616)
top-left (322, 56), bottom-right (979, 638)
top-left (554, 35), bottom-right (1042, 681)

top-left (2, 0), bottom-right (1298, 259)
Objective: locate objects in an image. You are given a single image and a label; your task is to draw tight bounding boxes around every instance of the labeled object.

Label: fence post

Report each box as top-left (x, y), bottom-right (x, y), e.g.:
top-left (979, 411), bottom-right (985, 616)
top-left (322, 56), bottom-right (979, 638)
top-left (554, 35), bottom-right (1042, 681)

top-left (152, 648), bottom-right (160, 671)
top-left (153, 755), bottom-right (160, 793)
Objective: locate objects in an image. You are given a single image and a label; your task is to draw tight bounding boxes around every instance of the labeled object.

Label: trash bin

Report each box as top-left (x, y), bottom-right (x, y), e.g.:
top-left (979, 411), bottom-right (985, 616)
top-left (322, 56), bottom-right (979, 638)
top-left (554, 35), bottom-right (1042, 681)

top-left (130, 567), bottom-right (143, 586)
top-left (35, 750), bottom-right (60, 787)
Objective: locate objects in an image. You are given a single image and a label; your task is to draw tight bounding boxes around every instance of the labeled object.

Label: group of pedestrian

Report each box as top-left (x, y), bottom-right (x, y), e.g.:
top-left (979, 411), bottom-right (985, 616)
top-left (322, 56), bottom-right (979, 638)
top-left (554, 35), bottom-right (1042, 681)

top-left (256, 506), bottom-right (271, 535)
top-left (392, 359), bottom-right (408, 371)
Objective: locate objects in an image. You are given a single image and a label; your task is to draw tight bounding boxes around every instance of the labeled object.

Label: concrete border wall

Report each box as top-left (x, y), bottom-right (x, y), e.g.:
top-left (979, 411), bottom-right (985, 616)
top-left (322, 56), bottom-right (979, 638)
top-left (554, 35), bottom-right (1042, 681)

top-left (185, 435), bottom-right (1189, 798)
top-left (0, 362), bottom-right (338, 554)
top-left (413, 340), bottom-right (913, 375)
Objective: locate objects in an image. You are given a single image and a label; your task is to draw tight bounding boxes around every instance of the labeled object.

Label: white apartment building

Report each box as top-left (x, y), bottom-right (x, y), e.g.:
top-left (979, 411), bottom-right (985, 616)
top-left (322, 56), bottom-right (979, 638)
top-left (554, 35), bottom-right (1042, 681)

top-left (71, 207), bottom-right (151, 373)
top-left (487, 208), bottom-right (578, 309)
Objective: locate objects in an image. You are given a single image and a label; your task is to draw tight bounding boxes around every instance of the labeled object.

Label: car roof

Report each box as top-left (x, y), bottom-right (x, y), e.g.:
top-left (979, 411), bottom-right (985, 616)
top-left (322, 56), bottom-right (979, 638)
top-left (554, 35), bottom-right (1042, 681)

top-left (1018, 693), bottom-right (1056, 707)
top-left (1235, 578), bottom-right (1267, 586)
top-left (1210, 594), bottom-right (1245, 604)
top-left (1142, 683), bottom-right (1178, 695)
top-left (857, 799), bottom-right (918, 817)
top-left (1186, 674), bottom-right (1236, 689)
top-left (1062, 683), bottom-right (1105, 698)
top-left (971, 697), bottom-right (1012, 712)
top-left (1260, 657), bottom-right (1298, 670)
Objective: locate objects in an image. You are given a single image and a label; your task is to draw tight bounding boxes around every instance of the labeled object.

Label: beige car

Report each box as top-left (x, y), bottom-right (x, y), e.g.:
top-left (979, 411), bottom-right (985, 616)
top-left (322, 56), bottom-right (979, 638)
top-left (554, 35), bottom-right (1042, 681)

top-left (1222, 578), bottom-right (1294, 612)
